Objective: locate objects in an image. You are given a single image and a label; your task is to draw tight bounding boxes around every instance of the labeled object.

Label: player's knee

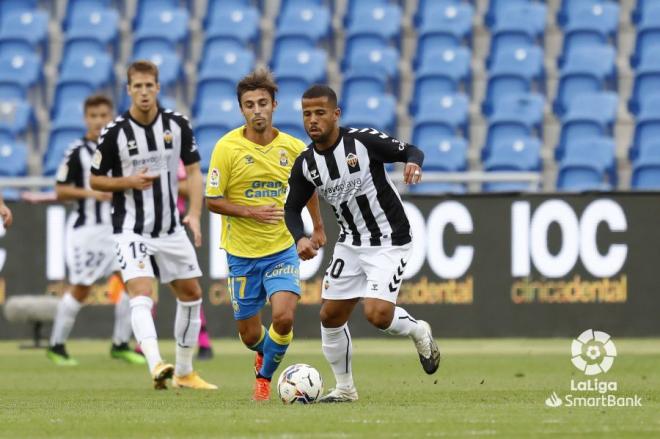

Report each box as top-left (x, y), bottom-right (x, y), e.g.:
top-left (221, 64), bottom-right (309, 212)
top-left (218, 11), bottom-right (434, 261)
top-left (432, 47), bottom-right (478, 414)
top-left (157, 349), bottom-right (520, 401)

top-left (272, 310), bottom-right (294, 335)
top-left (239, 327), bottom-right (262, 347)
top-left (364, 306), bottom-right (392, 330)
top-left (320, 308), bottom-right (342, 328)
top-left (176, 284), bottom-right (202, 302)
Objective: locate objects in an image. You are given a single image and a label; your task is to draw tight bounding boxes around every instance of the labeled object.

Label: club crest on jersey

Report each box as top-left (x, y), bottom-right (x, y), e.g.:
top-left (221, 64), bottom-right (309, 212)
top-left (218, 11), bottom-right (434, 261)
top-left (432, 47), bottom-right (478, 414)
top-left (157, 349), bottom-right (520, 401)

top-left (91, 150), bottom-right (102, 169)
top-left (245, 155), bottom-right (255, 165)
top-left (127, 140), bottom-right (138, 151)
top-left (163, 130), bottom-right (173, 145)
top-left (279, 150), bottom-right (288, 166)
top-left (346, 152), bottom-right (359, 168)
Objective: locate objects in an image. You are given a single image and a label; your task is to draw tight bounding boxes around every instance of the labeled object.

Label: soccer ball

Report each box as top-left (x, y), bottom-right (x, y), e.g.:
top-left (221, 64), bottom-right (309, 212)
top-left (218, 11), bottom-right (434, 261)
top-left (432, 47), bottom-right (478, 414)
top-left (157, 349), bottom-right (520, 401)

top-left (277, 363), bottom-right (323, 404)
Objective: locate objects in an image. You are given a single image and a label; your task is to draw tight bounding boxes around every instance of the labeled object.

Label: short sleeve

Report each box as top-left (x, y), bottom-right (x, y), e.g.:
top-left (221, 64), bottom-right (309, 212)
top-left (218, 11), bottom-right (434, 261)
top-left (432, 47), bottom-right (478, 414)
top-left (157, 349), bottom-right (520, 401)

top-left (90, 125), bottom-right (119, 175)
top-left (205, 141), bottom-right (232, 198)
top-left (179, 116), bottom-right (201, 165)
top-left (55, 148), bottom-right (81, 185)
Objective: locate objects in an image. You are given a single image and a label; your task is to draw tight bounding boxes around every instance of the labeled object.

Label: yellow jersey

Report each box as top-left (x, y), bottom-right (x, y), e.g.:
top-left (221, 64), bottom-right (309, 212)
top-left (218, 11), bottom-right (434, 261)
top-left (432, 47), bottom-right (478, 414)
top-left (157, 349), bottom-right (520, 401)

top-left (205, 126), bottom-right (307, 258)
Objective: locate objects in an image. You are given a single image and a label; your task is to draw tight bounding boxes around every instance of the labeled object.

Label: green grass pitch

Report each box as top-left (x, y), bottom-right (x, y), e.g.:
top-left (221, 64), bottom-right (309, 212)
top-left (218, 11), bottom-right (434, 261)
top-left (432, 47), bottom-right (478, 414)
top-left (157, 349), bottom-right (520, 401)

top-left (0, 338), bottom-right (658, 438)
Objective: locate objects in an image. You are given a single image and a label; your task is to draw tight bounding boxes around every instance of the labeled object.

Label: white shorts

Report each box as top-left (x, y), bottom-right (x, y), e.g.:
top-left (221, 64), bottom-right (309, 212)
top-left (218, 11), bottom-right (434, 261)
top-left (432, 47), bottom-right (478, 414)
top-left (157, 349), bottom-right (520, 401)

top-left (322, 242), bottom-right (412, 304)
top-left (113, 229), bottom-right (202, 284)
top-left (65, 222), bottom-right (119, 286)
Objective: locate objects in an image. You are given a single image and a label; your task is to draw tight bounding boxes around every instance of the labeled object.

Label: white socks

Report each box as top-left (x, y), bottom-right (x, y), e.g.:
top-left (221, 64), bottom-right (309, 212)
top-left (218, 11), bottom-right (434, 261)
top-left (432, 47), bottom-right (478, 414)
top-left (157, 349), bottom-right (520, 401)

top-left (384, 307), bottom-right (425, 339)
top-left (130, 295), bottom-right (162, 372)
top-left (321, 323), bottom-right (354, 390)
top-left (174, 298), bottom-right (202, 377)
top-left (49, 292), bottom-right (82, 346)
top-left (112, 292), bottom-right (132, 345)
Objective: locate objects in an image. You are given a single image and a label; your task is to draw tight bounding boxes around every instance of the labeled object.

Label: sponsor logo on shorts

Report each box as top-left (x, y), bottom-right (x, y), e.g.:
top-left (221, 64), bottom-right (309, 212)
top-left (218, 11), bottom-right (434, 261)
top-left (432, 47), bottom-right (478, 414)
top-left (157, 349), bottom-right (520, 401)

top-left (265, 263), bottom-right (299, 278)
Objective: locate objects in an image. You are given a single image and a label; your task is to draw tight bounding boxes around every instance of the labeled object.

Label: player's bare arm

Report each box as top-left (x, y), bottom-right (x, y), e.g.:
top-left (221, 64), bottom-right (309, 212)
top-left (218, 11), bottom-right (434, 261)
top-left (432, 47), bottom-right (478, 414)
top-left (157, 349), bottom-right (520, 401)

top-left (0, 195), bottom-right (12, 228)
top-left (206, 197), bottom-right (284, 225)
top-left (90, 168), bottom-right (158, 192)
top-left (305, 192), bottom-right (326, 250)
top-left (55, 184), bottom-right (112, 202)
top-left (183, 162), bottom-right (203, 247)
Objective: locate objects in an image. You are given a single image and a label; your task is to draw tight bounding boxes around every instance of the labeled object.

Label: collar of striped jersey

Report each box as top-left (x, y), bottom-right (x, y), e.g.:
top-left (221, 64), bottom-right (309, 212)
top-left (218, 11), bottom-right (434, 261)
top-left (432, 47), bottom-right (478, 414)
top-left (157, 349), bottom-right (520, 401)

top-left (312, 127), bottom-right (345, 156)
top-left (124, 108), bottom-right (162, 128)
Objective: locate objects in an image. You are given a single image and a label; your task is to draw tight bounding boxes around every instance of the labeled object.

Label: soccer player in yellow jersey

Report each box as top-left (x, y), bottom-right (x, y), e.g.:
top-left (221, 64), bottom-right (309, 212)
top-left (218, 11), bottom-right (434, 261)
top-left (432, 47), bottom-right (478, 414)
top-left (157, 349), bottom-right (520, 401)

top-left (205, 69), bottom-right (325, 401)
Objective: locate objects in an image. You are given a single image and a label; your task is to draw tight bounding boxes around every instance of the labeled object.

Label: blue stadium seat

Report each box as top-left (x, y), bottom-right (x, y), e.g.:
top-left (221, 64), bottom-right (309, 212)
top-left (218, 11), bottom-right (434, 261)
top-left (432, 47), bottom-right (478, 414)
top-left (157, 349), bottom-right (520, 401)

top-left (60, 53), bottom-right (113, 90)
top-left (0, 53), bottom-right (42, 100)
top-left (0, 99), bottom-right (35, 139)
top-left (415, 3), bottom-right (473, 66)
top-left (204, 4), bottom-right (260, 46)
top-left (271, 35), bottom-right (317, 69)
top-left (482, 73), bottom-right (532, 116)
top-left (274, 96), bottom-right (307, 141)
top-left (491, 93), bottom-right (545, 132)
top-left (199, 49), bottom-right (255, 87)
top-left (0, 38), bottom-right (33, 60)
top-left (483, 136), bottom-right (542, 192)
top-left (0, 131), bottom-right (27, 176)
top-left (132, 34), bottom-right (184, 96)
top-left (631, 5), bottom-right (660, 68)
top-left (273, 48), bottom-right (327, 85)
top-left (553, 47), bottom-right (615, 116)
top-left (196, 98), bottom-right (244, 129)
top-left (345, 0), bottom-right (389, 21)
top-left (487, 20), bottom-right (537, 67)
top-left (61, 37), bottom-right (106, 70)
top-left (207, 0), bottom-right (254, 17)
top-left (195, 122), bottom-right (234, 173)
top-left (345, 4), bottom-right (401, 45)
top-left (43, 124), bottom-right (86, 176)
top-left (412, 93), bottom-right (469, 138)
top-left (64, 0), bottom-right (112, 28)
top-left (201, 37), bottom-right (247, 61)
top-left (134, 8), bottom-right (190, 50)
top-left (343, 44), bottom-right (399, 89)
top-left (486, 0), bottom-right (529, 27)
top-left (0, 0), bottom-right (37, 17)
top-left (562, 2), bottom-right (619, 38)
top-left (557, 92), bottom-right (617, 158)
top-left (342, 95), bottom-right (397, 134)
top-left (277, 6), bottom-right (331, 45)
top-left (65, 9), bottom-right (120, 55)
top-left (633, 0), bottom-right (655, 24)
top-left (419, 136), bottom-right (467, 172)
top-left (412, 47), bottom-right (471, 111)
top-left (631, 103), bottom-right (660, 161)
top-left (628, 48), bottom-right (660, 115)
top-left (488, 2), bottom-right (547, 40)
top-left (50, 100), bottom-right (84, 130)
top-left (0, 10), bottom-right (49, 56)
top-left (490, 46), bottom-right (545, 87)
top-left (483, 120), bottom-right (532, 162)
top-left (557, 138), bottom-right (614, 191)
top-left (632, 145), bottom-right (660, 189)
top-left (134, 0), bottom-right (179, 26)
top-left (193, 78), bottom-right (236, 117)
top-left (341, 68), bottom-right (388, 104)
top-left (51, 81), bottom-right (95, 121)
top-left (557, 0), bottom-right (608, 26)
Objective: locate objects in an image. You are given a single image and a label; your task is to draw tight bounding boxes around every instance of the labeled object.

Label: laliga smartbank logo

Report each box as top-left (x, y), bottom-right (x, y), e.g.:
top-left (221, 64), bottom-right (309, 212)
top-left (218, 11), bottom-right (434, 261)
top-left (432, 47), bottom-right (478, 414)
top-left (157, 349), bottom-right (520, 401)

top-left (545, 330), bottom-right (642, 408)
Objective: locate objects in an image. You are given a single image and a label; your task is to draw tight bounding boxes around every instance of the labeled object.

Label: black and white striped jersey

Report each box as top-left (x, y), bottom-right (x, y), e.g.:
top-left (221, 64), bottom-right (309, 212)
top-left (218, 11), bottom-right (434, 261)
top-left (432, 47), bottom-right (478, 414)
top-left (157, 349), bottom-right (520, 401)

top-left (90, 109), bottom-right (201, 236)
top-left (56, 137), bottom-right (112, 228)
top-left (285, 127), bottom-right (424, 247)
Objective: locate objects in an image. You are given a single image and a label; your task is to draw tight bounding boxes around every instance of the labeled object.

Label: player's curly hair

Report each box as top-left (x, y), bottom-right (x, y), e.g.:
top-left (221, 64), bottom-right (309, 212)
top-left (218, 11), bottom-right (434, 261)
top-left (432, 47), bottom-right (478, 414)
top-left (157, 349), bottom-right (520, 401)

top-left (127, 60), bottom-right (159, 85)
top-left (236, 68), bottom-right (278, 106)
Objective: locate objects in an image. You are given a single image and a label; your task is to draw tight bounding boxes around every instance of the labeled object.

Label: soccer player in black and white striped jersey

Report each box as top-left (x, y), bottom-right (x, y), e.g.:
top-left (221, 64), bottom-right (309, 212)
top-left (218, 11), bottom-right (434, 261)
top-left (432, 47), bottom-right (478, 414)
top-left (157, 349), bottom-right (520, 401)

top-left (47, 95), bottom-right (144, 367)
top-left (284, 85), bottom-right (441, 403)
top-left (90, 61), bottom-right (216, 390)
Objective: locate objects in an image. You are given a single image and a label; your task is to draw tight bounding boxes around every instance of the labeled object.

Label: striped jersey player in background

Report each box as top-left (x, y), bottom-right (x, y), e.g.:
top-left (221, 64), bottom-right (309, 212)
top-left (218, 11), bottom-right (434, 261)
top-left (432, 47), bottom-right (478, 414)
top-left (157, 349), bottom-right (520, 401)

top-left (205, 69), bottom-right (325, 401)
top-left (284, 85), bottom-right (441, 403)
top-left (47, 94), bottom-right (144, 367)
top-left (90, 61), bottom-right (216, 390)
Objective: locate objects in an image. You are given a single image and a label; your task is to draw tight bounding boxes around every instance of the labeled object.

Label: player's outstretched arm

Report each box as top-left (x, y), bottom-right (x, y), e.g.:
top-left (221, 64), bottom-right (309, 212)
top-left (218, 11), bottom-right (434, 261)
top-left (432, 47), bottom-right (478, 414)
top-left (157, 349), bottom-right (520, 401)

top-left (55, 184), bottom-right (111, 202)
top-left (0, 194), bottom-right (12, 228)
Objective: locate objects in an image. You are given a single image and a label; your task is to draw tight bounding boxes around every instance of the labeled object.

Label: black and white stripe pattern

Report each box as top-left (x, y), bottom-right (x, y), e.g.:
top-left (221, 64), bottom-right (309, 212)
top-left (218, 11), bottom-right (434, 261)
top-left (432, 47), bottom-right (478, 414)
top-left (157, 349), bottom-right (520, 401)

top-left (297, 127), bottom-right (412, 247)
top-left (56, 138), bottom-right (111, 228)
top-left (92, 109), bottom-right (200, 236)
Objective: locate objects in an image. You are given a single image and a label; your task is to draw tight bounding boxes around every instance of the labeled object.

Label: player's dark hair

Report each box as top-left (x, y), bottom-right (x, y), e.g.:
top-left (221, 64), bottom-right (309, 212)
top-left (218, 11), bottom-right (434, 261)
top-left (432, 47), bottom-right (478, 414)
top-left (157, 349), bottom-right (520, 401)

top-left (302, 84), bottom-right (338, 107)
top-left (236, 68), bottom-right (278, 106)
top-left (84, 94), bottom-right (113, 112)
top-left (127, 60), bottom-right (159, 85)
